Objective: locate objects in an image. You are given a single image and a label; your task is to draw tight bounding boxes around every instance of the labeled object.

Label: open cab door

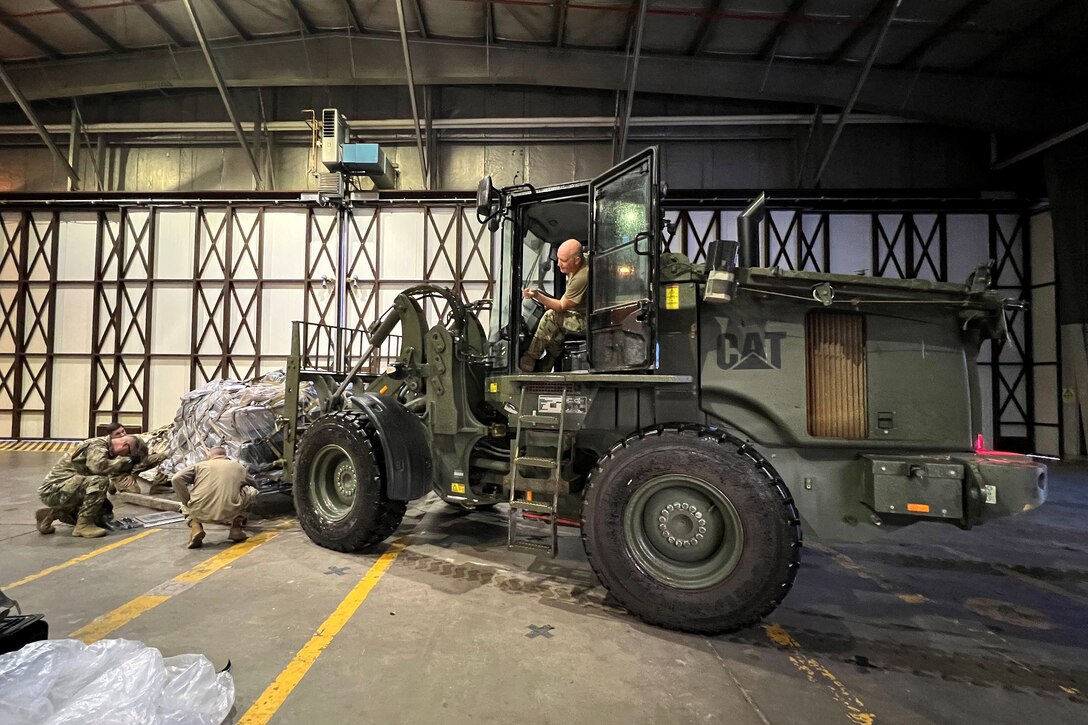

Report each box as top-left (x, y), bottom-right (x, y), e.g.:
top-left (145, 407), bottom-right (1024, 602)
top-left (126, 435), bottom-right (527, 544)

top-left (587, 148), bottom-right (660, 372)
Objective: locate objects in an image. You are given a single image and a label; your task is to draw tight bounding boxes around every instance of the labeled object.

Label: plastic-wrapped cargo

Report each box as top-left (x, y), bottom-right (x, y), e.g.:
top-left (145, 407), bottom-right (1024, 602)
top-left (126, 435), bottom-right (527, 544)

top-left (158, 370), bottom-right (319, 489)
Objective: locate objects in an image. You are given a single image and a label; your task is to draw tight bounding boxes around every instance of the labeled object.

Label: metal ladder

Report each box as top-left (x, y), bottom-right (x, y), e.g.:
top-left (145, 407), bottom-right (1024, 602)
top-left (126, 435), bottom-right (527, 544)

top-left (507, 384), bottom-right (568, 557)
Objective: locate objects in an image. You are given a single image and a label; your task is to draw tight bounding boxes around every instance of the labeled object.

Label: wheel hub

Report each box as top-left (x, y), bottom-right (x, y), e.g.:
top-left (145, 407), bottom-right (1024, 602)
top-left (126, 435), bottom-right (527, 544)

top-left (623, 473), bottom-right (745, 589)
top-left (657, 501), bottom-right (708, 548)
top-left (334, 460), bottom-right (357, 499)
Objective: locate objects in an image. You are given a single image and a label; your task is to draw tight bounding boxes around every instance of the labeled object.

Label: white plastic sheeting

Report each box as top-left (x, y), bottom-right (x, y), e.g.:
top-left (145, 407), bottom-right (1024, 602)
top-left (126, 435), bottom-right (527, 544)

top-left (0, 638), bottom-right (234, 725)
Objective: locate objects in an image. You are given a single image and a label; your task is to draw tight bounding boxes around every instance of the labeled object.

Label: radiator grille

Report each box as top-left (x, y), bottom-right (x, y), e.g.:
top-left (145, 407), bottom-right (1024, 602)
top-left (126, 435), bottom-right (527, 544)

top-left (806, 311), bottom-right (868, 439)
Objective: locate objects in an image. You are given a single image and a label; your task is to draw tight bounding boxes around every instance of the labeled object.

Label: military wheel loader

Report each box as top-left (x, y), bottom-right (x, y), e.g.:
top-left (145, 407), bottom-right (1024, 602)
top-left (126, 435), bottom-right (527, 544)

top-left (283, 148), bottom-right (1047, 634)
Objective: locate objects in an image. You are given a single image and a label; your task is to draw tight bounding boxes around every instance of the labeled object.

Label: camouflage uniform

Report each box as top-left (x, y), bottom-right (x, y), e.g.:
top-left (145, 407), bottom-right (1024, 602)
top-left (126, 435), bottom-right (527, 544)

top-left (39, 437), bottom-right (135, 525)
top-left (525, 264), bottom-right (589, 368)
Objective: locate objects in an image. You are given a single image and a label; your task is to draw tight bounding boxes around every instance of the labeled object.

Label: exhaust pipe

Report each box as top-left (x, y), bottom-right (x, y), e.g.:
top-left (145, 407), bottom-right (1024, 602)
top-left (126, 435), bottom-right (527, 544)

top-left (737, 193), bottom-right (766, 268)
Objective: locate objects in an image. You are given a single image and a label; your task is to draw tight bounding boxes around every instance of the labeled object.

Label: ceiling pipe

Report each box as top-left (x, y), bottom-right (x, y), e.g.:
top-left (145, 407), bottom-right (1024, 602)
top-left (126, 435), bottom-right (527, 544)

top-left (0, 62), bottom-right (80, 185)
top-left (394, 0), bottom-right (429, 187)
top-left (813, 0), bottom-right (901, 185)
top-left (181, 0), bottom-right (264, 190)
top-left (615, 0), bottom-right (649, 163)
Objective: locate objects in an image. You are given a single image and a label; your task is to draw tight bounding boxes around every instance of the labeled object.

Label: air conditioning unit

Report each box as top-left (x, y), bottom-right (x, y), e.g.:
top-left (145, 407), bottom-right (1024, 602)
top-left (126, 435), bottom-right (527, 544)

top-left (320, 108), bottom-right (347, 169)
top-left (317, 172), bottom-right (345, 197)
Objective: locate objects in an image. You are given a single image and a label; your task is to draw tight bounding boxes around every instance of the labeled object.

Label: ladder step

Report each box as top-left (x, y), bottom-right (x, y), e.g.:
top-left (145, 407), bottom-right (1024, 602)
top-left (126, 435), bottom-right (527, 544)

top-left (510, 499), bottom-right (555, 514)
top-left (519, 414), bottom-right (558, 426)
top-left (514, 456), bottom-right (558, 469)
top-left (508, 540), bottom-right (555, 554)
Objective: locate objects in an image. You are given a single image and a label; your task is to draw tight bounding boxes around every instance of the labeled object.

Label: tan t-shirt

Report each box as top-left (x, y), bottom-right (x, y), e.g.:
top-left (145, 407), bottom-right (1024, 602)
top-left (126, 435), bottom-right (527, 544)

top-left (562, 264), bottom-right (589, 311)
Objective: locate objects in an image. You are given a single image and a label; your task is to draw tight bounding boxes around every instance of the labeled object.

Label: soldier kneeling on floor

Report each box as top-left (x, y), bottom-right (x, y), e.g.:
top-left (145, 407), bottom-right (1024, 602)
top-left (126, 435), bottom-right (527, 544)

top-left (171, 447), bottom-right (258, 549)
top-left (36, 434), bottom-right (144, 539)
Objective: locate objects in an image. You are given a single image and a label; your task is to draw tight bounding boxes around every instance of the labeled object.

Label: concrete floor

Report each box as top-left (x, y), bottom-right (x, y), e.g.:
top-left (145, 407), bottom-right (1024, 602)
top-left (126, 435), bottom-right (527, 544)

top-left (2, 450), bottom-right (1087, 724)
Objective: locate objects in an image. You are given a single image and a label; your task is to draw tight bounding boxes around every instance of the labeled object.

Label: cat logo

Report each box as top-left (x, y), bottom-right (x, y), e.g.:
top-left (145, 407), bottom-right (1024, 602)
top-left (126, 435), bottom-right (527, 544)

top-left (717, 331), bottom-right (786, 370)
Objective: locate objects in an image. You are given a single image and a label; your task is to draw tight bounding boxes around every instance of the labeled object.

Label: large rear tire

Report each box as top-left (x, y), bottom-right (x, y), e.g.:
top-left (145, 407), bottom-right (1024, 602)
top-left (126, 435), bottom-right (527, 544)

top-left (581, 425), bottom-right (801, 633)
top-left (294, 411), bottom-right (405, 552)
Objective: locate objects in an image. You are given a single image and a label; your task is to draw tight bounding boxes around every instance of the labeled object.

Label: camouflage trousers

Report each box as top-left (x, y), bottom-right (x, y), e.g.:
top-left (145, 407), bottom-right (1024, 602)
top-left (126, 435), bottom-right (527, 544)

top-left (39, 475), bottom-right (109, 522)
top-left (526, 309), bottom-right (586, 361)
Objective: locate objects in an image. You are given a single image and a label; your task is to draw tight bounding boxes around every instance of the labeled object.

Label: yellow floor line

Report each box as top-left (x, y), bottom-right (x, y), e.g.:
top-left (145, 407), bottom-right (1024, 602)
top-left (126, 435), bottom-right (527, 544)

top-left (70, 529), bottom-right (282, 643)
top-left (764, 623), bottom-right (876, 725)
top-left (4, 529), bottom-right (159, 590)
top-left (238, 539), bottom-right (408, 725)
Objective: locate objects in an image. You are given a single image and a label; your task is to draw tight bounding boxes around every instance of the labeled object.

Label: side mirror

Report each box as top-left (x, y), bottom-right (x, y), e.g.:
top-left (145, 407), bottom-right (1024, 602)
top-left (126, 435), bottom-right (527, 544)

top-left (476, 175), bottom-right (496, 223)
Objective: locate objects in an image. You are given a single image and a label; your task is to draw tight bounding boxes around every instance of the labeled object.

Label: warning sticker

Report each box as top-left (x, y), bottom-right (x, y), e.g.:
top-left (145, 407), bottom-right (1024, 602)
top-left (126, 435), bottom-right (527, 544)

top-left (984, 484), bottom-right (997, 505)
top-left (489, 382), bottom-right (498, 393)
top-left (665, 284), bottom-right (680, 310)
top-left (451, 482), bottom-right (466, 494)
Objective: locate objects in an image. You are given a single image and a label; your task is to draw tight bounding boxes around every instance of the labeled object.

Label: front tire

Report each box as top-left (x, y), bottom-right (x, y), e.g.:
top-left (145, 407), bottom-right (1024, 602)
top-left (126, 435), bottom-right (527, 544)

top-left (294, 411), bottom-right (405, 552)
top-left (581, 425), bottom-right (801, 633)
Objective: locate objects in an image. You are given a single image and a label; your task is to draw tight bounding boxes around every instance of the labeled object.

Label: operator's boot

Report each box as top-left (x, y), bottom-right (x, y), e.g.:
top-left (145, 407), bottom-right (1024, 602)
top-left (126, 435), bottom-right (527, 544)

top-left (35, 507), bottom-right (56, 535)
top-left (228, 516), bottom-right (248, 543)
top-left (72, 516), bottom-right (107, 538)
top-left (187, 519), bottom-right (206, 549)
top-left (538, 351), bottom-right (558, 373)
top-left (519, 354), bottom-right (537, 373)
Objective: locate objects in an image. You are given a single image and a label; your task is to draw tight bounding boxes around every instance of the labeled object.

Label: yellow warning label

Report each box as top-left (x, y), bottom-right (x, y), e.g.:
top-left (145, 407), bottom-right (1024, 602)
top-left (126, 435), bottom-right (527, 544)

top-left (489, 382), bottom-right (498, 393)
top-left (665, 284), bottom-right (680, 310)
top-left (451, 482), bottom-right (466, 494)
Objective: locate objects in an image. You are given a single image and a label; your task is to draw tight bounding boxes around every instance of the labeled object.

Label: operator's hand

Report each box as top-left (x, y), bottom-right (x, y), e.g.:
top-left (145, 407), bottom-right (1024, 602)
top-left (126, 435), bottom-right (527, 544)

top-left (522, 288), bottom-right (539, 300)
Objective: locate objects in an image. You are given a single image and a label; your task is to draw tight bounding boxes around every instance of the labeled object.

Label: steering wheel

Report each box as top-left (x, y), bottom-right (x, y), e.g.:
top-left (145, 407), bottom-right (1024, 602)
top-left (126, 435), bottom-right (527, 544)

top-left (520, 295), bottom-right (546, 339)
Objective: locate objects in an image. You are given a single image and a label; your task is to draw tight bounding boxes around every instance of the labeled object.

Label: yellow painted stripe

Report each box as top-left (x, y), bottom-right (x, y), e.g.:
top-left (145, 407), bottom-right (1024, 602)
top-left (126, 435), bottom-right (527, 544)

top-left (764, 624), bottom-right (875, 725)
top-left (4, 529), bottom-right (160, 590)
top-left (70, 529), bottom-right (282, 643)
top-left (238, 539), bottom-right (408, 725)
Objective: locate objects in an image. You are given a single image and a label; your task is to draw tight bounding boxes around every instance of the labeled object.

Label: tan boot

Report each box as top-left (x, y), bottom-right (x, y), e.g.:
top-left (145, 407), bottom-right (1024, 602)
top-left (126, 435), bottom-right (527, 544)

top-left (228, 516), bottom-right (248, 543)
top-left (72, 517), bottom-right (107, 538)
top-left (187, 520), bottom-right (206, 549)
top-left (519, 354), bottom-right (537, 373)
top-left (35, 507), bottom-right (56, 535)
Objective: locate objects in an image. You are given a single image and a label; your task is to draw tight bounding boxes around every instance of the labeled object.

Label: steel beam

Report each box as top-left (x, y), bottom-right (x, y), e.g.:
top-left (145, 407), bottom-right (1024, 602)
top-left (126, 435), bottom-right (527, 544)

top-left (687, 0), bottom-right (728, 56)
top-left (895, 0), bottom-right (988, 68)
top-left (0, 62), bottom-right (80, 185)
top-left (616, 0), bottom-right (649, 162)
top-left (410, 0), bottom-right (429, 39)
top-left (209, 0), bottom-right (254, 41)
top-left (51, 0), bottom-right (125, 53)
top-left (827, 0), bottom-right (897, 64)
top-left (0, 34), bottom-right (1079, 134)
top-left (138, 2), bottom-right (191, 47)
top-left (181, 0), bottom-right (264, 189)
top-left (756, 0), bottom-right (807, 60)
top-left (286, 0), bottom-right (317, 34)
top-left (66, 105), bottom-right (80, 192)
top-left (0, 17), bottom-right (61, 59)
top-left (394, 0), bottom-right (429, 185)
top-left (556, 0), bottom-right (568, 47)
top-left (814, 0), bottom-right (901, 183)
top-left (343, 0), bottom-right (364, 33)
top-left (969, 0), bottom-right (1073, 72)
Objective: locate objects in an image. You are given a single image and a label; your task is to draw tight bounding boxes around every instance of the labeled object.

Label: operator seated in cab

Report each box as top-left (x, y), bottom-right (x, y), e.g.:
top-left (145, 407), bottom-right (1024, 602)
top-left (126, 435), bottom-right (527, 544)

top-left (519, 238), bottom-right (587, 373)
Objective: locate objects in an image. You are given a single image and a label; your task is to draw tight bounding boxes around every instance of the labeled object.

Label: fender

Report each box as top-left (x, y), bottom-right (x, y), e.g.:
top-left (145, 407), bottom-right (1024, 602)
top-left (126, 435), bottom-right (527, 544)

top-left (352, 392), bottom-right (434, 501)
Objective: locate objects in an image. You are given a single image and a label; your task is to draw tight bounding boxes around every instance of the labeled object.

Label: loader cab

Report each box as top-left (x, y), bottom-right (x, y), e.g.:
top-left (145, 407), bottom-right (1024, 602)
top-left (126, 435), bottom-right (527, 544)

top-left (479, 148), bottom-right (661, 374)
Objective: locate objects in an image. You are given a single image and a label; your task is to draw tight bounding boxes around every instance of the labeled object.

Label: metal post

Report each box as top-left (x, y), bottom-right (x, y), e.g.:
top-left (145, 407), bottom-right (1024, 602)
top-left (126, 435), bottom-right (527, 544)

top-left (616, 0), bottom-right (649, 163)
top-left (67, 105), bottom-right (81, 191)
top-left (181, 0), bottom-right (264, 190)
top-left (814, 0), bottom-right (901, 185)
top-left (0, 63), bottom-right (80, 186)
top-left (394, 0), bottom-right (429, 187)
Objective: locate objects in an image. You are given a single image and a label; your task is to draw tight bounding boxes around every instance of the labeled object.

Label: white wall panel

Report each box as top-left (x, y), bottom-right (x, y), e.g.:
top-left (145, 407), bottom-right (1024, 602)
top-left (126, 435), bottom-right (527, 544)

top-left (827, 215), bottom-right (870, 274)
top-left (56, 214), bottom-right (98, 281)
top-left (262, 287), bottom-right (306, 357)
top-left (54, 288), bottom-right (94, 355)
top-left (151, 287), bottom-right (193, 354)
top-left (380, 210), bottom-right (426, 280)
top-left (51, 360), bottom-right (91, 439)
top-left (155, 210), bottom-right (197, 278)
top-left (264, 210), bottom-right (309, 279)
top-left (148, 360), bottom-right (190, 430)
top-left (946, 215), bottom-right (990, 283)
